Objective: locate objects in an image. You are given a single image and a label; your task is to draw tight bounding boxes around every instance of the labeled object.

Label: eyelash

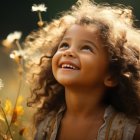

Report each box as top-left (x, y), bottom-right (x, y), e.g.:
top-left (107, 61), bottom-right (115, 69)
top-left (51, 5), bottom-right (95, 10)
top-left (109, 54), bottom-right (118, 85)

top-left (58, 43), bottom-right (69, 49)
top-left (58, 43), bottom-right (94, 53)
top-left (81, 45), bottom-right (93, 52)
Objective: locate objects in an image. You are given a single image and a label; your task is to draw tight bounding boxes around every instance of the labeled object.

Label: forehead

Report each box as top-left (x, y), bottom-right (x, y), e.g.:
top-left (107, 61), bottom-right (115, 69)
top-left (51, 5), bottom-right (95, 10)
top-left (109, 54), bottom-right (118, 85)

top-left (64, 24), bottom-right (100, 36)
top-left (62, 24), bottom-right (103, 47)
top-left (64, 24), bottom-right (101, 41)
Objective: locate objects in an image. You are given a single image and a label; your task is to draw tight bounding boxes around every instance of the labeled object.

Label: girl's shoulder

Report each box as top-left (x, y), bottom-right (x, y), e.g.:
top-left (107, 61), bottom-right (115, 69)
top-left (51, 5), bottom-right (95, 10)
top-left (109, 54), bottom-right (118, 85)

top-left (34, 106), bottom-right (65, 140)
top-left (34, 111), bottom-right (56, 140)
top-left (104, 105), bottom-right (139, 140)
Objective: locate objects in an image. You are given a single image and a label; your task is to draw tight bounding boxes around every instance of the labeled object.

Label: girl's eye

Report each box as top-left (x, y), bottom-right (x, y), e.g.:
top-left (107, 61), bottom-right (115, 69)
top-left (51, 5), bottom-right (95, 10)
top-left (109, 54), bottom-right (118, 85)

top-left (58, 43), bottom-right (69, 49)
top-left (82, 45), bottom-right (93, 52)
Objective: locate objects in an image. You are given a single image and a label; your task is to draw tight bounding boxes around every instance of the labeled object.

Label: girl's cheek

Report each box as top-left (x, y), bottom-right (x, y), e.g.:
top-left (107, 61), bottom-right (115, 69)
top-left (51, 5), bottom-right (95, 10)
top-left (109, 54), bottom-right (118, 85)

top-left (52, 52), bottom-right (59, 62)
top-left (52, 55), bottom-right (57, 68)
top-left (53, 51), bottom-right (62, 60)
top-left (52, 52), bottom-right (61, 68)
top-left (52, 57), bottom-right (57, 76)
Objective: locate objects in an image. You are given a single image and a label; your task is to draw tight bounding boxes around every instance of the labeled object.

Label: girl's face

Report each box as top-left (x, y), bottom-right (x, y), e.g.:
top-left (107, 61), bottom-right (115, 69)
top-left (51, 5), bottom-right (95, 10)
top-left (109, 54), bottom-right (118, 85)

top-left (52, 24), bottom-right (110, 88)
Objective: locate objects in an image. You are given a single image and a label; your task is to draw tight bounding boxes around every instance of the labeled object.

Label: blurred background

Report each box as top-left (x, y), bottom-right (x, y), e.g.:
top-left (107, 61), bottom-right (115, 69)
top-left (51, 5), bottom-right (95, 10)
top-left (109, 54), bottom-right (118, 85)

top-left (0, 0), bottom-right (140, 139)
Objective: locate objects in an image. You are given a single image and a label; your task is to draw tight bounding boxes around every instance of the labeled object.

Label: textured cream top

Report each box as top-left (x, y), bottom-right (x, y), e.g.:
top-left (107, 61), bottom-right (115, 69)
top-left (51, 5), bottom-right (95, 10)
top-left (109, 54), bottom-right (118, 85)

top-left (34, 105), bottom-right (139, 140)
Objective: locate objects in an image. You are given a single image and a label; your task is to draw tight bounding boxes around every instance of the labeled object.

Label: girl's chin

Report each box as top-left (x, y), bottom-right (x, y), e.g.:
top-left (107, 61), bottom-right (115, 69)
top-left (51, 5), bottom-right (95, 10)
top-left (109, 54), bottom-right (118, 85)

top-left (57, 79), bottom-right (77, 87)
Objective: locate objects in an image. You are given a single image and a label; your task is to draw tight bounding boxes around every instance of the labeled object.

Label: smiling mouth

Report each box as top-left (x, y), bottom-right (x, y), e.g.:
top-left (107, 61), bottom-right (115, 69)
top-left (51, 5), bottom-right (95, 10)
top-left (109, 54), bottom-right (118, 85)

top-left (61, 64), bottom-right (77, 70)
top-left (59, 62), bottom-right (80, 70)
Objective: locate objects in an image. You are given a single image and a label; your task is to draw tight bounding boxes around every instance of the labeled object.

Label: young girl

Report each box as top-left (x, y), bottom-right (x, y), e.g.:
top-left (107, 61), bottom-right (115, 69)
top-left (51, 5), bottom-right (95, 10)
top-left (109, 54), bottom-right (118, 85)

top-left (24, 0), bottom-right (140, 139)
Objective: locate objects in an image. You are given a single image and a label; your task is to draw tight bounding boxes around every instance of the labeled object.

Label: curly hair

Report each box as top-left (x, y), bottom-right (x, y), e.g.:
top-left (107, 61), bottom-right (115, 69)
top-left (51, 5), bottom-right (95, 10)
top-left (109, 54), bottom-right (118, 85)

top-left (24, 0), bottom-right (140, 127)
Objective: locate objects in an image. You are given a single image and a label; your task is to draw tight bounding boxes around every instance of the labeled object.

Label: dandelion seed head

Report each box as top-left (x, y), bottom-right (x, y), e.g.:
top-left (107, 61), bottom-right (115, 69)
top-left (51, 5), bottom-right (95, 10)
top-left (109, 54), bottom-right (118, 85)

top-left (6, 31), bottom-right (22, 44)
top-left (10, 50), bottom-right (21, 59)
top-left (10, 50), bottom-right (27, 60)
top-left (32, 4), bottom-right (47, 12)
top-left (2, 31), bottom-right (22, 49)
top-left (2, 39), bottom-right (14, 49)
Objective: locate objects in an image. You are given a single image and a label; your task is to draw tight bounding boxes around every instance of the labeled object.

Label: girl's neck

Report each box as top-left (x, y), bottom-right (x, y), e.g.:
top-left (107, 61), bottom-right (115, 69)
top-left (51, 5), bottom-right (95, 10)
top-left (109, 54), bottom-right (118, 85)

top-left (64, 86), bottom-right (106, 119)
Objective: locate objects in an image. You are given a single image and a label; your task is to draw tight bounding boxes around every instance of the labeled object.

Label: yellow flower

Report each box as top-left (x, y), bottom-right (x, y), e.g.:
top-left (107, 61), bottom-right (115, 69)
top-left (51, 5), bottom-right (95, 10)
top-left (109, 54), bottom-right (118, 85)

top-left (17, 96), bottom-right (24, 105)
top-left (0, 113), bottom-right (5, 121)
top-left (11, 105), bottom-right (24, 124)
top-left (15, 96), bottom-right (24, 116)
top-left (4, 99), bottom-right (12, 115)
top-left (11, 96), bottom-right (24, 123)
top-left (15, 105), bottom-right (24, 115)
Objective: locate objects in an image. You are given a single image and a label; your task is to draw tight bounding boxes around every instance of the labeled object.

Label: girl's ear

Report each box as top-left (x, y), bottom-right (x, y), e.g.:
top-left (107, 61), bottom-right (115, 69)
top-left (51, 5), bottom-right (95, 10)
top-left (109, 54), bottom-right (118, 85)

top-left (104, 75), bottom-right (118, 87)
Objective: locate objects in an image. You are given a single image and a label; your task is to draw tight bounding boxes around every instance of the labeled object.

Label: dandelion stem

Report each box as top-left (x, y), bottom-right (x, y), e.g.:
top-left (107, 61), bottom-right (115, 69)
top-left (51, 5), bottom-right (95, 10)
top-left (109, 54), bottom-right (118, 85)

top-left (15, 39), bottom-right (25, 77)
top-left (6, 74), bottom-right (22, 135)
top-left (15, 40), bottom-right (22, 51)
top-left (16, 39), bottom-right (25, 77)
top-left (38, 11), bottom-right (43, 22)
top-left (0, 105), bottom-right (13, 139)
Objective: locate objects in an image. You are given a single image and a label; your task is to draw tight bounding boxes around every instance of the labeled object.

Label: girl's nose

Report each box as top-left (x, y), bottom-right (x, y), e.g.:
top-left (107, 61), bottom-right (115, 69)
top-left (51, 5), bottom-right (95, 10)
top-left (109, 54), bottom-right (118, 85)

top-left (62, 48), bottom-right (76, 58)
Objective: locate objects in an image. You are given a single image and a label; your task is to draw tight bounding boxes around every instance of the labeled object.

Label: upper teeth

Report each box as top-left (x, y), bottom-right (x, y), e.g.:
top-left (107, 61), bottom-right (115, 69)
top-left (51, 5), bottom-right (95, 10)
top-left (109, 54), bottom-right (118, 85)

top-left (62, 64), bottom-right (76, 69)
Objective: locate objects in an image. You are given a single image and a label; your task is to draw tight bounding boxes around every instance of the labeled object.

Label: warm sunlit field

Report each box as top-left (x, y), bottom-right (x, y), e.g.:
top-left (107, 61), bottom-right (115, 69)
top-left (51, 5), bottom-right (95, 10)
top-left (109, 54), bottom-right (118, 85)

top-left (0, 42), bottom-right (35, 140)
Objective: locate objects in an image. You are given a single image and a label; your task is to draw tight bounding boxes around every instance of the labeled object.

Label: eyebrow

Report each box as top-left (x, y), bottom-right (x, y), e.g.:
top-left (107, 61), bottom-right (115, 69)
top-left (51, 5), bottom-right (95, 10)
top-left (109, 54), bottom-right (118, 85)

top-left (62, 37), bottom-right (98, 50)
